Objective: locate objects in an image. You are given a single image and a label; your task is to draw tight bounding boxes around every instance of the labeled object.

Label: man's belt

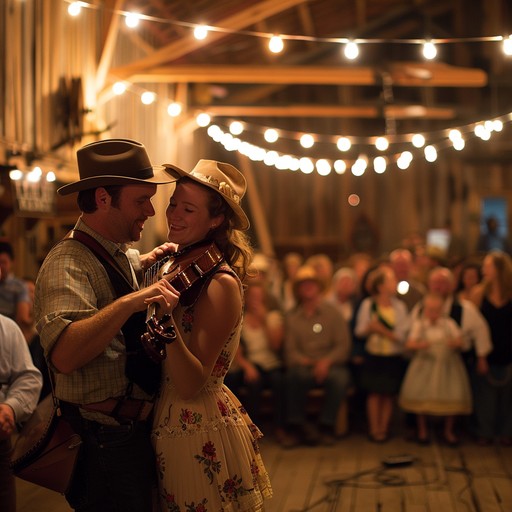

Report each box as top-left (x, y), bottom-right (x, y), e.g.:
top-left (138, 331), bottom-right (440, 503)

top-left (80, 397), bottom-right (154, 422)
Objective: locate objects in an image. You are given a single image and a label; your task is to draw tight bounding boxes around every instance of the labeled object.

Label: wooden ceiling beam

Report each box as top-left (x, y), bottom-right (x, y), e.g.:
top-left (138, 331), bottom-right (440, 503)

top-left (131, 62), bottom-right (487, 87)
top-left (199, 104), bottom-right (457, 119)
top-left (108, 0), bottom-right (309, 81)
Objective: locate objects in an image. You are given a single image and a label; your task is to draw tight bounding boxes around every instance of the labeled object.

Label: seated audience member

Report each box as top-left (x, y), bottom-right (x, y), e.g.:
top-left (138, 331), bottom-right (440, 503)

top-left (276, 251), bottom-right (303, 312)
top-left (469, 251), bottom-right (512, 445)
top-left (225, 281), bottom-right (289, 444)
top-left (354, 265), bottom-right (409, 442)
top-left (305, 253), bottom-right (334, 297)
top-left (0, 242), bottom-right (31, 333)
top-left (348, 252), bottom-right (374, 301)
top-left (247, 252), bottom-right (281, 310)
top-left (399, 293), bottom-right (472, 446)
top-left (283, 265), bottom-right (352, 447)
top-left (0, 304), bottom-right (42, 511)
top-left (326, 267), bottom-right (359, 323)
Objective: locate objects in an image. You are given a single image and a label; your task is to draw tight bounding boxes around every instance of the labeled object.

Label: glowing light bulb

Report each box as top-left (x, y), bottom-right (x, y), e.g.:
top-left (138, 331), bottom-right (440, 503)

top-left (373, 156), bottom-right (387, 174)
top-left (344, 41), bottom-right (359, 60)
top-left (269, 36), bottom-right (284, 54)
top-left (316, 159), bottom-right (331, 176)
top-left (503, 35), bottom-right (512, 56)
top-left (299, 158), bottom-right (314, 174)
top-left (300, 134), bottom-right (314, 149)
top-left (424, 145), bottom-right (437, 162)
top-left (375, 137), bottom-right (389, 151)
top-left (68, 2), bottom-right (82, 16)
top-left (196, 113), bottom-right (211, 127)
top-left (423, 41), bottom-right (437, 60)
top-left (167, 102), bottom-right (182, 117)
top-left (412, 134), bottom-right (425, 148)
top-left (141, 91), bottom-right (156, 105)
top-left (264, 128), bottom-right (278, 143)
top-left (334, 160), bottom-right (346, 174)
top-left (336, 137), bottom-right (351, 152)
top-left (194, 25), bottom-right (208, 40)
top-left (125, 12), bottom-right (140, 28)
top-left (229, 121), bottom-right (244, 135)
top-left (112, 82), bottom-right (127, 95)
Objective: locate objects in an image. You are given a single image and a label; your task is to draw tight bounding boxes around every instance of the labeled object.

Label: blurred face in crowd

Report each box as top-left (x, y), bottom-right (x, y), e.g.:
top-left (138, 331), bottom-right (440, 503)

top-left (460, 266), bottom-right (480, 291)
top-left (481, 254), bottom-right (497, 282)
top-left (423, 294), bottom-right (444, 323)
top-left (428, 269), bottom-right (453, 298)
top-left (0, 252), bottom-right (12, 282)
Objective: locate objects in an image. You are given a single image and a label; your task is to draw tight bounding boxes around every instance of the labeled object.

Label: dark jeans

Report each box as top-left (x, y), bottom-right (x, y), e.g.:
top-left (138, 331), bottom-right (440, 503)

top-left (286, 364), bottom-right (351, 428)
top-left (472, 364), bottom-right (512, 440)
top-left (0, 437), bottom-right (15, 512)
top-left (226, 366), bottom-right (286, 427)
top-left (66, 419), bottom-right (156, 512)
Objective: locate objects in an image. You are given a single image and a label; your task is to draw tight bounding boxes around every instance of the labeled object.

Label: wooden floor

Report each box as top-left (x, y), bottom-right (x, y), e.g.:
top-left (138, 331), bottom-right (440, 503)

top-left (15, 428), bottom-right (512, 512)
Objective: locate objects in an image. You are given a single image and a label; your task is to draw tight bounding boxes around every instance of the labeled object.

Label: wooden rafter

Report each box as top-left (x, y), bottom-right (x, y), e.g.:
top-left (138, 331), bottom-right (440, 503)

top-left (199, 104), bottom-right (457, 120)
top-left (130, 62), bottom-right (487, 88)
top-left (107, 0), bottom-right (309, 82)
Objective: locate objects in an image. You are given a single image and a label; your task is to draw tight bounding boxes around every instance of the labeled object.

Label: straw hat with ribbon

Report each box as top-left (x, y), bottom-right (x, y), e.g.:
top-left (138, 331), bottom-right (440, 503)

top-left (163, 159), bottom-right (250, 230)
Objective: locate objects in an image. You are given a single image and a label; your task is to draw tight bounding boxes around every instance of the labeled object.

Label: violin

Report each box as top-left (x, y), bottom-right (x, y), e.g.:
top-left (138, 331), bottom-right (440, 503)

top-left (140, 240), bottom-right (224, 362)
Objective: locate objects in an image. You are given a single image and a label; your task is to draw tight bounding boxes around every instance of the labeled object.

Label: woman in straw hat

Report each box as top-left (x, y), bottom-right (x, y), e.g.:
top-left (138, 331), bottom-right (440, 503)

top-left (145, 160), bottom-right (272, 511)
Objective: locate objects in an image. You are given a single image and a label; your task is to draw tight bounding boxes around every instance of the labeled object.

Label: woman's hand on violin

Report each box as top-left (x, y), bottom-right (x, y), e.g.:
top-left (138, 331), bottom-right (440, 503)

top-left (140, 242), bottom-right (177, 271)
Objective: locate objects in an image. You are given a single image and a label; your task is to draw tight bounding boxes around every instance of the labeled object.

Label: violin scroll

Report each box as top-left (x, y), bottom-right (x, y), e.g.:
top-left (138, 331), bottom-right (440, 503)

top-left (140, 314), bottom-right (177, 363)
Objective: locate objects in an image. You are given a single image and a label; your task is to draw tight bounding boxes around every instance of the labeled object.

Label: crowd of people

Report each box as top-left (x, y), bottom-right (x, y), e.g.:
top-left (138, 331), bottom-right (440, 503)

top-left (1, 137), bottom-right (512, 512)
top-left (229, 243), bottom-right (512, 451)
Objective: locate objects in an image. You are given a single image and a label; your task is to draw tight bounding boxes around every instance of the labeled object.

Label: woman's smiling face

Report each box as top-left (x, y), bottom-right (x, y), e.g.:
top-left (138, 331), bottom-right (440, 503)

top-left (166, 181), bottom-right (223, 246)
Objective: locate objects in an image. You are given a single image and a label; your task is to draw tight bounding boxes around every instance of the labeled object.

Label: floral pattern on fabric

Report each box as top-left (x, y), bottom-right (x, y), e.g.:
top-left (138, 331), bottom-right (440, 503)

top-left (195, 441), bottom-right (222, 484)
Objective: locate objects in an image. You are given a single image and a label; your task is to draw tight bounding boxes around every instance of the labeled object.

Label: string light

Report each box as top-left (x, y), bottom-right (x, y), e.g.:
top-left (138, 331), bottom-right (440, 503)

top-left (264, 128), bottom-right (279, 143)
top-left (67, 1), bottom-right (82, 16)
top-left (124, 12), bottom-right (140, 29)
top-left (504, 35), bottom-right (512, 55)
top-left (229, 121), bottom-right (244, 135)
top-left (344, 41), bottom-right (359, 60)
top-left (375, 136), bottom-right (389, 151)
top-left (167, 102), bottom-right (182, 117)
top-left (336, 137), bottom-right (351, 151)
top-left (268, 35), bottom-right (284, 54)
top-left (422, 41), bottom-right (437, 60)
top-left (59, 1), bottom-right (512, 178)
top-left (300, 134), bottom-right (314, 148)
top-left (193, 25), bottom-right (209, 40)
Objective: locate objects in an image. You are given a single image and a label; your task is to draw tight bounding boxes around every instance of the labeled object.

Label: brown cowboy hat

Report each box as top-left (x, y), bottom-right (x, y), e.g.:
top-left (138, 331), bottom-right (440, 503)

top-left (57, 139), bottom-right (179, 195)
top-left (163, 159), bottom-right (250, 230)
top-left (292, 265), bottom-right (324, 298)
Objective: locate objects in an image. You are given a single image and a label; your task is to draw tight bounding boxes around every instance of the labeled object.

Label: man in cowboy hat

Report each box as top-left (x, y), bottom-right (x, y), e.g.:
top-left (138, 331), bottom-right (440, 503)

top-left (283, 265), bottom-right (352, 447)
top-left (34, 139), bottom-right (180, 512)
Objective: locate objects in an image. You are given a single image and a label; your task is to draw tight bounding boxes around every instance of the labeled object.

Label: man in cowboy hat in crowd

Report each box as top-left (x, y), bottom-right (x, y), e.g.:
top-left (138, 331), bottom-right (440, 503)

top-left (34, 139), bottom-right (180, 512)
top-left (283, 265), bottom-right (352, 447)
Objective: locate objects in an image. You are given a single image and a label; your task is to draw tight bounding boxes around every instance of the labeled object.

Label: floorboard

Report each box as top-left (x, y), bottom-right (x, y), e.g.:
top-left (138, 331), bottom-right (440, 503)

top-left (14, 432), bottom-right (512, 512)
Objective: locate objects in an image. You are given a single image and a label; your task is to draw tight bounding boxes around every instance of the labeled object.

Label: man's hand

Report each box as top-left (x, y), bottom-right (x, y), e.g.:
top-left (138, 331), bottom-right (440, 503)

top-left (140, 242), bottom-right (177, 272)
top-left (0, 403), bottom-right (15, 439)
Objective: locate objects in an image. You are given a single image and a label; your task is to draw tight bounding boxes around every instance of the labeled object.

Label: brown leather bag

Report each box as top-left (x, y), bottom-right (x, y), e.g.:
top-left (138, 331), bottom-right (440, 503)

top-left (10, 393), bottom-right (82, 494)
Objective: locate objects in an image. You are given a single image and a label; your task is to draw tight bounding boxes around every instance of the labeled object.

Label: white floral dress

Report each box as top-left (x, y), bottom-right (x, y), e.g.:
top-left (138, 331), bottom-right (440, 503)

top-left (152, 267), bottom-right (273, 512)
